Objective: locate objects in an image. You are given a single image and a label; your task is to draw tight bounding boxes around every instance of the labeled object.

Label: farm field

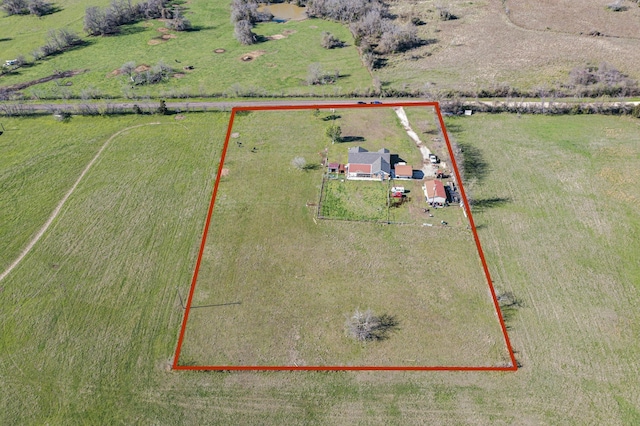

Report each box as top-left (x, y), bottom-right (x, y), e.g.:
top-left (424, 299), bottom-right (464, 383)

top-left (175, 106), bottom-right (508, 368)
top-left (380, 0), bottom-right (640, 93)
top-left (0, 1), bottom-right (370, 99)
top-left (4, 1), bottom-right (640, 99)
top-left (0, 112), bottom-right (638, 422)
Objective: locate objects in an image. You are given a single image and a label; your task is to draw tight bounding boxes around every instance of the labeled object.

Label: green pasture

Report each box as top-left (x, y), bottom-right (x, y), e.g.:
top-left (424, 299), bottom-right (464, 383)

top-left (0, 1), bottom-right (371, 98)
top-left (179, 108), bottom-right (506, 367)
top-left (1, 112), bottom-right (639, 423)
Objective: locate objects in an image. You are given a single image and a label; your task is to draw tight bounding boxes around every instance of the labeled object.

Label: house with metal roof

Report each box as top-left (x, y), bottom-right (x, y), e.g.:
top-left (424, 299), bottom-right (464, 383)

top-left (346, 147), bottom-right (391, 180)
top-left (423, 180), bottom-right (447, 205)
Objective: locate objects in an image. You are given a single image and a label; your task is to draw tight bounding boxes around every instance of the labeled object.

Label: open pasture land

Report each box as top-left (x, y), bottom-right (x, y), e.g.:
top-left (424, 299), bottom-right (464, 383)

top-left (1, 112), bottom-right (640, 423)
top-left (175, 105), bottom-right (511, 368)
top-left (0, 1), bottom-right (370, 98)
top-left (381, 0), bottom-right (640, 93)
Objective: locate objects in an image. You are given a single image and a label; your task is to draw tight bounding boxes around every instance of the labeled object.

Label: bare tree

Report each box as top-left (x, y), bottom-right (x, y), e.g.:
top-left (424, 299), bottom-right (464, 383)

top-left (1, 0), bottom-right (28, 15)
top-left (165, 6), bottom-right (191, 31)
top-left (321, 31), bottom-right (343, 49)
top-left (346, 309), bottom-right (399, 342)
top-left (291, 156), bottom-right (307, 170)
top-left (234, 19), bottom-right (256, 45)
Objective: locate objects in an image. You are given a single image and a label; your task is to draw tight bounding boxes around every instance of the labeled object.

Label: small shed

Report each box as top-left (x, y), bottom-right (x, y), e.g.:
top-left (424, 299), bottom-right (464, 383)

top-left (328, 162), bottom-right (340, 173)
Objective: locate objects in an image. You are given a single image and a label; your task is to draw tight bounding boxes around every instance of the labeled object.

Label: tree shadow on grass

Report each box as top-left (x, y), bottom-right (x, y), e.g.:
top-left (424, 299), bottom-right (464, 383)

top-left (458, 142), bottom-right (490, 182)
top-left (369, 314), bottom-right (400, 341)
top-left (322, 114), bottom-right (341, 121)
top-left (470, 197), bottom-right (511, 212)
top-left (340, 136), bottom-right (365, 143)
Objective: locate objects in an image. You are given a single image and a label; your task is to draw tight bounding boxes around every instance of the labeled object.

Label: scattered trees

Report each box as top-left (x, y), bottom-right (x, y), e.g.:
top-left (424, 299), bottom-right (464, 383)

top-left (230, 0), bottom-right (271, 45)
top-left (345, 309), bottom-right (399, 342)
top-left (32, 29), bottom-right (83, 60)
top-left (1, 0), bottom-right (53, 16)
top-left (84, 0), bottom-right (171, 36)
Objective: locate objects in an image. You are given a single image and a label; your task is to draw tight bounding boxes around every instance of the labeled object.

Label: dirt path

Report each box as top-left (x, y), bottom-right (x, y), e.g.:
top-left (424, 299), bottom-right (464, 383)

top-left (393, 107), bottom-right (436, 178)
top-left (0, 122), bottom-right (161, 283)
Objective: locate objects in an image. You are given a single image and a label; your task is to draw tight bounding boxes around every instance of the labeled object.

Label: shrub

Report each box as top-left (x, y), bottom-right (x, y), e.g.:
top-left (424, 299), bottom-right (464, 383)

top-left (1, 0), bottom-right (52, 16)
top-left (307, 63), bottom-right (338, 85)
top-left (345, 309), bottom-right (399, 342)
top-left (165, 6), bottom-right (191, 31)
top-left (291, 156), bottom-right (307, 170)
top-left (321, 31), bottom-right (343, 49)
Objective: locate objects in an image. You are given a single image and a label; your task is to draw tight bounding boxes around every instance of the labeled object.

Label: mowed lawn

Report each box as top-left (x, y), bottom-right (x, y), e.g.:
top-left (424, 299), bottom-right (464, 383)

top-left (0, 1), bottom-right (370, 98)
top-left (178, 108), bottom-right (508, 367)
top-left (1, 112), bottom-right (640, 423)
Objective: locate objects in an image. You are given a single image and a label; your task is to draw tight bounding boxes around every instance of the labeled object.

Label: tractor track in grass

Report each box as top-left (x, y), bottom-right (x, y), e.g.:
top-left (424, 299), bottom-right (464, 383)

top-left (0, 122), bottom-right (161, 283)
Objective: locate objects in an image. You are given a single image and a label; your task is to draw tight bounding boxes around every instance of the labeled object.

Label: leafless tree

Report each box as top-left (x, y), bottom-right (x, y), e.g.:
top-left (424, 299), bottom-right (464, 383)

top-left (291, 156), bottom-right (307, 170)
top-left (234, 19), bottom-right (256, 45)
top-left (321, 31), bottom-right (343, 49)
top-left (346, 309), bottom-right (399, 342)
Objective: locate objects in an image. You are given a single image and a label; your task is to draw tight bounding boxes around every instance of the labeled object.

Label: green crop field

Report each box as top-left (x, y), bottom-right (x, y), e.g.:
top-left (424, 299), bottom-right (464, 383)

top-left (2, 110), bottom-right (640, 422)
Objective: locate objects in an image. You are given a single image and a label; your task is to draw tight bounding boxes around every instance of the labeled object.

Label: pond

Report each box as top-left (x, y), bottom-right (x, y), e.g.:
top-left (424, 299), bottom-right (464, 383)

top-left (258, 3), bottom-right (307, 22)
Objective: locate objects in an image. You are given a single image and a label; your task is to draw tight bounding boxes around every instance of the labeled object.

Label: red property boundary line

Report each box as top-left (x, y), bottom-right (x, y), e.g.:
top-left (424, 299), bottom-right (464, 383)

top-left (172, 101), bottom-right (518, 372)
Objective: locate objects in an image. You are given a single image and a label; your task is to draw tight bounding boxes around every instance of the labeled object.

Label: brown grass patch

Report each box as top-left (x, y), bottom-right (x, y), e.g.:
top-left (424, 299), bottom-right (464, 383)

top-left (162, 34), bottom-right (177, 40)
top-left (107, 69), bottom-right (122, 78)
top-left (213, 48), bottom-right (226, 54)
top-left (231, 132), bottom-right (239, 138)
top-left (282, 29), bottom-right (297, 36)
top-left (157, 27), bottom-right (169, 33)
top-left (221, 168), bottom-right (230, 177)
top-left (147, 39), bottom-right (162, 45)
top-left (134, 65), bottom-right (151, 72)
top-left (239, 50), bottom-right (266, 62)
top-left (175, 114), bottom-right (186, 120)
top-left (267, 34), bottom-right (286, 40)
top-left (173, 73), bottom-right (186, 79)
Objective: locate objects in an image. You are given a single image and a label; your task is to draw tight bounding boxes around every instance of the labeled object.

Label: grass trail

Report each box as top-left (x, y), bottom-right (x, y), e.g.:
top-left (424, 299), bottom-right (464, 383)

top-left (0, 122), bottom-right (160, 283)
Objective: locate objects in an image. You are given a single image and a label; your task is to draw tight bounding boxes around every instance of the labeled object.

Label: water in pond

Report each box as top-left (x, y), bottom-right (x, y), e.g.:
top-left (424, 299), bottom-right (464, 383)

top-left (258, 3), bottom-right (307, 22)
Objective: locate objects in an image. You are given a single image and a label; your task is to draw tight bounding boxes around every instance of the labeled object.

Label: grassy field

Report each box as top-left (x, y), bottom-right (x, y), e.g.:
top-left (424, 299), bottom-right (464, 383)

top-left (1, 112), bottom-right (640, 422)
top-left (177, 108), bottom-right (505, 367)
top-left (5, 1), bottom-right (640, 99)
top-left (0, 1), bottom-right (370, 98)
top-left (379, 0), bottom-right (640, 93)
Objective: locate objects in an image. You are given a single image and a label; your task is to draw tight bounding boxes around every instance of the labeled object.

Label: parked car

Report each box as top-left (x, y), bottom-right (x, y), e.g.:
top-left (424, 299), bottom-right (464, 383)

top-left (371, 100), bottom-right (382, 104)
top-left (357, 101), bottom-right (366, 104)
top-left (429, 154), bottom-right (439, 164)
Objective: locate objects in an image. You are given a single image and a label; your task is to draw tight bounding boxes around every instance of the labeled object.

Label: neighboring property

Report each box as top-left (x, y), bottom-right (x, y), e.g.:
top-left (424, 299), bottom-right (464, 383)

top-left (394, 164), bottom-right (413, 179)
top-left (424, 180), bottom-right (447, 205)
top-left (346, 147), bottom-right (391, 180)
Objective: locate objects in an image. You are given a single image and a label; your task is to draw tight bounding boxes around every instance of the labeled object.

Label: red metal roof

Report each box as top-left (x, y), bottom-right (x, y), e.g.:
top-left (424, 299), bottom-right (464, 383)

top-left (395, 164), bottom-right (413, 177)
top-left (348, 163), bottom-right (372, 174)
top-left (424, 180), bottom-right (446, 200)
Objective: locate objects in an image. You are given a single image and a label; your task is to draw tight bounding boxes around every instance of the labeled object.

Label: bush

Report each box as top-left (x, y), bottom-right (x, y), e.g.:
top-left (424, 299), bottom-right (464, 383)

top-left (165, 6), bottom-right (191, 31)
top-left (321, 31), bottom-right (344, 49)
top-left (1, 0), bottom-right (52, 16)
top-left (345, 309), bottom-right (399, 342)
top-left (291, 156), bottom-right (307, 170)
top-left (32, 29), bottom-right (83, 61)
top-left (84, 0), bottom-right (169, 36)
top-left (307, 63), bottom-right (338, 85)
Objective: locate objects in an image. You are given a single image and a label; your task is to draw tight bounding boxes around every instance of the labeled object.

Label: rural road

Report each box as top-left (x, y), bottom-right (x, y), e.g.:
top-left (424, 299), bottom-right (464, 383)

top-left (5, 98), bottom-right (638, 114)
